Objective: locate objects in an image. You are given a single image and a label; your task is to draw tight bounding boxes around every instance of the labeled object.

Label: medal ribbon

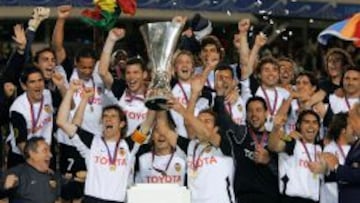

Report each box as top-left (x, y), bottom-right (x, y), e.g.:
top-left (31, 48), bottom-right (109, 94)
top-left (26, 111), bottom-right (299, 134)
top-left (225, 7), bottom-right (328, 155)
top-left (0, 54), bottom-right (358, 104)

top-left (260, 86), bottom-right (278, 117)
top-left (27, 94), bottom-right (44, 134)
top-left (249, 128), bottom-right (268, 148)
top-left (177, 82), bottom-right (189, 104)
top-left (225, 103), bottom-right (233, 117)
top-left (345, 96), bottom-right (351, 111)
top-left (300, 140), bottom-right (316, 162)
top-left (125, 89), bottom-right (145, 102)
top-left (101, 137), bottom-right (121, 167)
top-left (151, 148), bottom-right (175, 176)
top-left (192, 143), bottom-right (211, 172)
top-left (82, 77), bottom-right (96, 106)
top-left (336, 143), bottom-right (346, 160)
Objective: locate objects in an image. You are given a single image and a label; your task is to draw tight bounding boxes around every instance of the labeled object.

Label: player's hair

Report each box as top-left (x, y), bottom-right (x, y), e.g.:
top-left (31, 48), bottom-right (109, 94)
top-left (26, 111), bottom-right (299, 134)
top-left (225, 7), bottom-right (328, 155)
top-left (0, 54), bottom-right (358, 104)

top-left (24, 137), bottom-right (46, 159)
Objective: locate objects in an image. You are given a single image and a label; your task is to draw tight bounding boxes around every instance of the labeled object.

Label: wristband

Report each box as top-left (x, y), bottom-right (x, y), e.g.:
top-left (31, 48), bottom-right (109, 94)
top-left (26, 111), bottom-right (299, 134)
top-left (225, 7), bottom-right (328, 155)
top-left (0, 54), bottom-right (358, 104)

top-left (132, 130), bottom-right (147, 144)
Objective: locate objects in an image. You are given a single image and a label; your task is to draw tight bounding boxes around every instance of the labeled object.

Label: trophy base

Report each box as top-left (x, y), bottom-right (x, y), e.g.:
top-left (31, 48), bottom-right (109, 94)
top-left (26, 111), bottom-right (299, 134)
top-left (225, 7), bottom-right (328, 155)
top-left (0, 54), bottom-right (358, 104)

top-left (145, 96), bottom-right (168, 110)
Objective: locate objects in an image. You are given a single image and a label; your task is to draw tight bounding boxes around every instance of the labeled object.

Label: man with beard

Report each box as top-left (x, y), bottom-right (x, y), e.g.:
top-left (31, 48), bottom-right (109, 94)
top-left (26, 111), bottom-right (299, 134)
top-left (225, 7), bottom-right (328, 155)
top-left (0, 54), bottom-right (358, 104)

top-left (98, 28), bottom-right (149, 136)
top-left (214, 89), bottom-right (279, 203)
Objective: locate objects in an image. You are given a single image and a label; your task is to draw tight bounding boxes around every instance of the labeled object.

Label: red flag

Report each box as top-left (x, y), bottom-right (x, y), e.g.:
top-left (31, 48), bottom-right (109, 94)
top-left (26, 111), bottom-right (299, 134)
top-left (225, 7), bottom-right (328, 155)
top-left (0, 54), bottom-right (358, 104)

top-left (117, 0), bottom-right (137, 15)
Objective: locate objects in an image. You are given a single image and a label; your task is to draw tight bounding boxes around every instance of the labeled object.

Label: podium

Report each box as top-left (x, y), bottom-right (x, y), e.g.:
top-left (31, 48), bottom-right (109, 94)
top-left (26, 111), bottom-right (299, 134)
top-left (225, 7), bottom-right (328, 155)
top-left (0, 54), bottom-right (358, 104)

top-left (127, 184), bottom-right (191, 203)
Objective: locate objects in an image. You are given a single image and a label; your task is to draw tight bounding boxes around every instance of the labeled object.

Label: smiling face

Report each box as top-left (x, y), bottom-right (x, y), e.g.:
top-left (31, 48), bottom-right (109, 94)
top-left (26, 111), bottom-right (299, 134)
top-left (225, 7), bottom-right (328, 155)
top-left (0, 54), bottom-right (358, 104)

top-left (279, 60), bottom-right (294, 85)
top-left (24, 72), bottom-right (45, 103)
top-left (174, 53), bottom-right (194, 82)
top-left (259, 62), bottom-right (280, 88)
top-left (247, 100), bottom-right (267, 131)
top-left (125, 63), bottom-right (146, 93)
top-left (76, 57), bottom-right (96, 80)
top-left (215, 68), bottom-right (234, 92)
top-left (29, 140), bottom-right (52, 172)
top-left (295, 74), bottom-right (316, 97)
top-left (34, 51), bottom-right (56, 80)
top-left (343, 69), bottom-right (360, 97)
top-left (299, 113), bottom-right (320, 143)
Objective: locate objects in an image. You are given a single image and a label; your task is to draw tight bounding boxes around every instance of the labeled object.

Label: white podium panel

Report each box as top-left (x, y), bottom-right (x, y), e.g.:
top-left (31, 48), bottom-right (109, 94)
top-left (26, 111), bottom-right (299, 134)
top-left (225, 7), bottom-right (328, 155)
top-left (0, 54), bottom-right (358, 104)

top-left (127, 183), bottom-right (191, 203)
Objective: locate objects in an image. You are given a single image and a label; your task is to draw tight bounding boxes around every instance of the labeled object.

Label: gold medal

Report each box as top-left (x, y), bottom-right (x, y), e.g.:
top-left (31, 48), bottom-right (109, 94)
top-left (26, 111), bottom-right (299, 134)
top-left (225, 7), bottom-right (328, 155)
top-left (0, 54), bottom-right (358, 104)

top-left (110, 165), bottom-right (116, 171)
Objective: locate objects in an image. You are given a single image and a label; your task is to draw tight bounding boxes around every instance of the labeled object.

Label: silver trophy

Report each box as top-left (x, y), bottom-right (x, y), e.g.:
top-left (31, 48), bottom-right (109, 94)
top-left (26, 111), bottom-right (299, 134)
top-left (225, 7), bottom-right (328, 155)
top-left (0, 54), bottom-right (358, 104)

top-left (140, 22), bottom-right (183, 110)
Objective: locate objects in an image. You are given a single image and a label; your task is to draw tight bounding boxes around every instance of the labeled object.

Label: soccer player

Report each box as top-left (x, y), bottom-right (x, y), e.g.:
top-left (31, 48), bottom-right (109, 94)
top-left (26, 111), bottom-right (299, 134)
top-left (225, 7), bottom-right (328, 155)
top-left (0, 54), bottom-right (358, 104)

top-left (7, 67), bottom-right (54, 168)
top-left (57, 80), bottom-right (156, 202)
top-left (320, 113), bottom-right (351, 203)
top-left (135, 111), bottom-right (186, 185)
top-left (269, 110), bottom-right (323, 203)
top-left (98, 28), bottom-right (149, 136)
top-left (168, 75), bottom-right (235, 203)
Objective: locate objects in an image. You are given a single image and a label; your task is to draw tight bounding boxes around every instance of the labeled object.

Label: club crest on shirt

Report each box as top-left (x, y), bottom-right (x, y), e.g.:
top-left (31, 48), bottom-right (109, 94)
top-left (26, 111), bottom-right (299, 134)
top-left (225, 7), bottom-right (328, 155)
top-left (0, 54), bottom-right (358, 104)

top-left (352, 162), bottom-right (359, 168)
top-left (49, 180), bottom-right (57, 189)
top-left (118, 147), bottom-right (126, 156)
top-left (44, 104), bottom-right (52, 114)
top-left (237, 104), bottom-right (243, 112)
top-left (175, 162), bottom-right (181, 172)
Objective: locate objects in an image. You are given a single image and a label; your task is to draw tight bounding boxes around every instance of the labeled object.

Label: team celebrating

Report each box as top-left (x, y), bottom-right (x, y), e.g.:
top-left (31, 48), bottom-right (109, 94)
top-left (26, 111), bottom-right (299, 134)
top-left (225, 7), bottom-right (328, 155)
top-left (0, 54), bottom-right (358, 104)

top-left (0, 5), bottom-right (360, 203)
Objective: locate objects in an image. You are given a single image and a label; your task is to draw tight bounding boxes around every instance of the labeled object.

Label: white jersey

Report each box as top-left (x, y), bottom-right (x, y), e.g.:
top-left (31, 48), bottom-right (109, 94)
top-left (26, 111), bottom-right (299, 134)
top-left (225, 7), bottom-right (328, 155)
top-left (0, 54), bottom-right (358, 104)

top-left (117, 91), bottom-right (148, 136)
top-left (56, 69), bottom-right (112, 145)
top-left (187, 140), bottom-right (235, 203)
top-left (329, 94), bottom-right (360, 114)
top-left (135, 147), bottom-right (186, 185)
top-left (170, 82), bottom-right (209, 137)
top-left (9, 90), bottom-right (53, 154)
top-left (255, 86), bottom-right (290, 131)
top-left (279, 140), bottom-right (322, 201)
top-left (320, 141), bottom-right (350, 203)
top-left (71, 133), bottom-right (137, 202)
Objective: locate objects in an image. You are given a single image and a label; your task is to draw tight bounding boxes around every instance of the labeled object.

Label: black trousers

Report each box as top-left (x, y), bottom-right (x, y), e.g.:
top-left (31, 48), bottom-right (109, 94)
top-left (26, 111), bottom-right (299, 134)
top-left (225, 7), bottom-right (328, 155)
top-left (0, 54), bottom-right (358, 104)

top-left (281, 195), bottom-right (318, 203)
top-left (237, 193), bottom-right (280, 203)
top-left (82, 195), bottom-right (124, 203)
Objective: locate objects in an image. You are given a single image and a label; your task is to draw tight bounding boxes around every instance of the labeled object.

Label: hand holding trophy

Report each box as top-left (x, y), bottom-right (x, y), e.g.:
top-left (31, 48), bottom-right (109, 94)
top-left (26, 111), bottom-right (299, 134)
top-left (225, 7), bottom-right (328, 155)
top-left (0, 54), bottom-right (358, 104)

top-left (140, 17), bottom-right (185, 110)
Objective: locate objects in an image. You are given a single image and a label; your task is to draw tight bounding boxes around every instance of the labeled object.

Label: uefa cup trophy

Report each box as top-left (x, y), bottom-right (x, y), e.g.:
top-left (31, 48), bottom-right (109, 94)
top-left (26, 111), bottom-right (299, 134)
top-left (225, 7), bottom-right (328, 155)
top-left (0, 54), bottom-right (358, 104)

top-left (140, 22), bottom-right (183, 110)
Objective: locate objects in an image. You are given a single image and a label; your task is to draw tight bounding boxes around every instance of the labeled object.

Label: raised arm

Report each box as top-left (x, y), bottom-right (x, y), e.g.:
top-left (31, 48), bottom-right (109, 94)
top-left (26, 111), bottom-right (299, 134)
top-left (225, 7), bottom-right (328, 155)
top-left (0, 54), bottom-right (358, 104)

top-left (72, 87), bottom-right (95, 126)
top-left (245, 32), bottom-right (267, 79)
top-left (234, 19), bottom-right (250, 68)
top-left (52, 5), bottom-right (72, 65)
top-left (267, 113), bottom-right (288, 153)
top-left (56, 79), bottom-right (82, 136)
top-left (98, 28), bottom-right (126, 89)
